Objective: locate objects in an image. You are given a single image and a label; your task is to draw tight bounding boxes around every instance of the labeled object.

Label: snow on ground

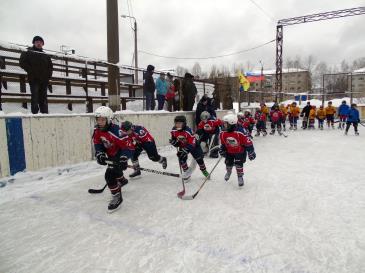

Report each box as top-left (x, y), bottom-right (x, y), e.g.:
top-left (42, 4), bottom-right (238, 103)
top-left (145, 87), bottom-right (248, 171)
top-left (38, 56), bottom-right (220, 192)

top-left (0, 128), bottom-right (364, 273)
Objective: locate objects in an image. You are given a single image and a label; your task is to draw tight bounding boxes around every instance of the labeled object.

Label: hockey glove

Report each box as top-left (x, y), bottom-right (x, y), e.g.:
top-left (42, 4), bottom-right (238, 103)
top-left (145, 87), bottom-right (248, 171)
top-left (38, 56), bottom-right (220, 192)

top-left (119, 155), bottom-right (128, 170)
top-left (169, 138), bottom-right (179, 147)
top-left (96, 152), bottom-right (107, 165)
top-left (219, 146), bottom-right (226, 158)
top-left (248, 151), bottom-right (256, 161)
top-left (177, 148), bottom-right (189, 161)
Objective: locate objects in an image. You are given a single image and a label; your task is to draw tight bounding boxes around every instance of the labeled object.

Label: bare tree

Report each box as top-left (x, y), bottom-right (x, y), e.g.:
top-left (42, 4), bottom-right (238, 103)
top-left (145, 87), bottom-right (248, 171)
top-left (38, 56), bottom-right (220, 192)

top-left (304, 55), bottom-right (316, 73)
top-left (285, 57), bottom-right (294, 69)
top-left (293, 55), bottom-right (303, 70)
top-left (176, 65), bottom-right (188, 77)
top-left (340, 60), bottom-right (349, 72)
top-left (191, 62), bottom-right (202, 77)
top-left (351, 57), bottom-right (365, 70)
top-left (209, 65), bottom-right (218, 79)
top-left (312, 61), bottom-right (329, 88)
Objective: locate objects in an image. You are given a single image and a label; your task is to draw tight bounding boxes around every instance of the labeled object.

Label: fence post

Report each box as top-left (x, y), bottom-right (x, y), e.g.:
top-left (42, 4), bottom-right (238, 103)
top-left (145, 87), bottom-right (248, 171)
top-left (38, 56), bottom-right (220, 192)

top-left (84, 61), bottom-right (93, 113)
top-left (101, 82), bottom-right (106, 106)
top-left (20, 75), bottom-right (27, 109)
top-left (322, 74), bottom-right (325, 106)
top-left (121, 98), bottom-right (126, 110)
top-left (350, 73), bottom-right (353, 104)
top-left (66, 79), bottom-right (72, 111)
top-left (179, 78), bottom-right (183, 110)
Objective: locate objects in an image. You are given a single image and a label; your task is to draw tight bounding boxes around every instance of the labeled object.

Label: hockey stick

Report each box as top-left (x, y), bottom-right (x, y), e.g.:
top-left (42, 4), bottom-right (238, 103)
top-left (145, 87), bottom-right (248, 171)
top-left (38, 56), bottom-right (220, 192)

top-left (179, 156), bottom-right (223, 200)
top-left (177, 159), bottom-right (186, 198)
top-left (359, 122), bottom-right (365, 127)
top-left (104, 160), bottom-right (180, 178)
top-left (88, 183), bottom-right (107, 194)
top-left (127, 165), bottom-right (180, 178)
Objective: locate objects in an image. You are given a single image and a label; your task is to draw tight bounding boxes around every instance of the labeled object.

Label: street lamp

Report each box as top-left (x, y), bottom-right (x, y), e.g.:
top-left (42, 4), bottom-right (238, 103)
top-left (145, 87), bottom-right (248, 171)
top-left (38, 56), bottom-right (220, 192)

top-left (121, 15), bottom-right (138, 84)
top-left (259, 60), bottom-right (264, 102)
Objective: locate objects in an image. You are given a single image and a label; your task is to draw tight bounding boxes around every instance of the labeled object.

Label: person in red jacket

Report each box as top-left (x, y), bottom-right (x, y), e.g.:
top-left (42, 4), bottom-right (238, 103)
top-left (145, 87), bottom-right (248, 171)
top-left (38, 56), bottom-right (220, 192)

top-left (170, 115), bottom-right (209, 180)
top-left (219, 113), bottom-right (256, 187)
top-left (92, 106), bottom-right (135, 212)
top-left (254, 108), bottom-right (267, 137)
top-left (238, 110), bottom-right (255, 137)
top-left (196, 111), bottom-right (223, 158)
top-left (269, 104), bottom-right (283, 135)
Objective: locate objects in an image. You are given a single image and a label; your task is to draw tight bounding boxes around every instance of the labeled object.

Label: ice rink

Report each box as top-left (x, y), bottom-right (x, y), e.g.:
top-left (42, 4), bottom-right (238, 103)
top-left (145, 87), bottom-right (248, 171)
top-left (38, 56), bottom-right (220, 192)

top-left (0, 127), bottom-right (364, 273)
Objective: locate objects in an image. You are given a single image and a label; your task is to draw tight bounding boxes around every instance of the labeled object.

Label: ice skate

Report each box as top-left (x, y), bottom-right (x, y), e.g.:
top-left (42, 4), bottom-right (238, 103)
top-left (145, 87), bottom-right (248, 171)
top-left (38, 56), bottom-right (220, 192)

top-left (238, 176), bottom-right (244, 187)
top-left (224, 169), bottom-right (232, 181)
top-left (108, 191), bottom-right (123, 213)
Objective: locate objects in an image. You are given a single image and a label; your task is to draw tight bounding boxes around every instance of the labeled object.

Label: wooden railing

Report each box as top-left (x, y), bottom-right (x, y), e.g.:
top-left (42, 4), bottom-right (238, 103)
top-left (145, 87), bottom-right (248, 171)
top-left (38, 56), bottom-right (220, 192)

top-left (0, 44), bottom-right (143, 112)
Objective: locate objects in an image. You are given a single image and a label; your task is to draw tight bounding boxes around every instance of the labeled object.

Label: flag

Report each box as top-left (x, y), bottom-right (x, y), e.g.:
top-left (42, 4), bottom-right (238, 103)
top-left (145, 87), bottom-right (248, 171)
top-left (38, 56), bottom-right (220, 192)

top-left (245, 71), bottom-right (265, 83)
top-left (239, 72), bottom-right (250, 92)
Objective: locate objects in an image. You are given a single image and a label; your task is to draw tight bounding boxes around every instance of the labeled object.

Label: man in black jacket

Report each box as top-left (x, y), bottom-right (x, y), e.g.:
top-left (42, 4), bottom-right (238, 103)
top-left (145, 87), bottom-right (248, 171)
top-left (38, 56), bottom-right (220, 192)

top-left (143, 64), bottom-right (156, 110)
top-left (19, 36), bottom-right (53, 114)
top-left (195, 95), bottom-right (217, 125)
top-left (182, 73), bottom-right (197, 111)
top-left (300, 101), bottom-right (311, 129)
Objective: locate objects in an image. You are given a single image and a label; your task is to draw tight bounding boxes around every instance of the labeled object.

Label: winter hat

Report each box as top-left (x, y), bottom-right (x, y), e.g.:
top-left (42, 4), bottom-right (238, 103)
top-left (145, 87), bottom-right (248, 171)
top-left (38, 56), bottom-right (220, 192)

top-left (32, 36), bottom-right (44, 44)
top-left (147, 64), bottom-right (155, 71)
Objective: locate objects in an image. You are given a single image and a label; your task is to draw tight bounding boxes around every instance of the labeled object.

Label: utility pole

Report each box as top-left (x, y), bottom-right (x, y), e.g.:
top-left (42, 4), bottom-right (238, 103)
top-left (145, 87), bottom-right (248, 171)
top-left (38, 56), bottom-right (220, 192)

top-left (107, 0), bottom-right (120, 111)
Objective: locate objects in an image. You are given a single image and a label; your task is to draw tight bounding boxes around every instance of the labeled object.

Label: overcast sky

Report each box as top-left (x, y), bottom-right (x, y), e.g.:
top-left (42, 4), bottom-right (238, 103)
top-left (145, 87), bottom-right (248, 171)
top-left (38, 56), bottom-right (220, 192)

top-left (1, 0), bottom-right (365, 73)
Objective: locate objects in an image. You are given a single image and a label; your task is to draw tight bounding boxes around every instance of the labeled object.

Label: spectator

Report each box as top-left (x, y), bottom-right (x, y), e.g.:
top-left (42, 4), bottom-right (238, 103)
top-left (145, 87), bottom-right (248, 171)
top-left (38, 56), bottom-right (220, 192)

top-left (165, 73), bottom-right (175, 112)
top-left (19, 36), bottom-right (53, 114)
top-left (182, 72), bottom-right (197, 111)
top-left (195, 94), bottom-right (217, 125)
top-left (143, 64), bottom-right (155, 110)
top-left (300, 101), bottom-right (311, 129)
top-left (155, 73), bottom-right (168, 110)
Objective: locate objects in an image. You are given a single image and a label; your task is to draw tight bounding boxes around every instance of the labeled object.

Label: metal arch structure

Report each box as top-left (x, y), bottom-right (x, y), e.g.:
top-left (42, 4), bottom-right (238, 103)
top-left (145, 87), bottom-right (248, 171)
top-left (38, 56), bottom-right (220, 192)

top-left (275, 6), bottom-right (365, 101)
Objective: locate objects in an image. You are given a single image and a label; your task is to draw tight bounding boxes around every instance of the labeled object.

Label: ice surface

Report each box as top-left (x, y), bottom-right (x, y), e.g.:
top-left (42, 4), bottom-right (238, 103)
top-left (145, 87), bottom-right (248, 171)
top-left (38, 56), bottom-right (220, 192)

top-left (0, 129), bottom-right (364, 273)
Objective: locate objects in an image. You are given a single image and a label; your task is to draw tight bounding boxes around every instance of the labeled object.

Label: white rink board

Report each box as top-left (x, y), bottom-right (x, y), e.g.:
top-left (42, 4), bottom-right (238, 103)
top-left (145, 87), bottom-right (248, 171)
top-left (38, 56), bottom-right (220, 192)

top-left (21, 116), bottom-right (93, 171)
top-left (0, 119), bottom-right (10, 177)
top-left (0, 111), bottom-right (229, 177)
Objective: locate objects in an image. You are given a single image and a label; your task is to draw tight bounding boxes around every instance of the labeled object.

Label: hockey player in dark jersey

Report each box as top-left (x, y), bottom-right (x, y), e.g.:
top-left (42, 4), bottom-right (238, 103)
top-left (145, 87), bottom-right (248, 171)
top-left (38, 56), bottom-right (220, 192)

top-left (121, 121), bottom-right (167, 178)
top-left (93, 106), bottom-right (134, 212)
top-left (170, 115), bottom-right (209, 180)
top-left (219, 113), bottom-right (256, 187)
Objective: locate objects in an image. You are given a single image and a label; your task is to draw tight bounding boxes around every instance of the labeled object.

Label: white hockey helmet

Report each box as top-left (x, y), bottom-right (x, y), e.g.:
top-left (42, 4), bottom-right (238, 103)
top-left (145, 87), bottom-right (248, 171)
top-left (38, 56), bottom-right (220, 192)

top-left (244, 109), bottom-right (251, 113)
top-left (200, 111), bottom-right (211, 121)
top-left (223, 113), bottom-right (238, 125)
top-left (95, 106), bottom-right (114, 123)
top-left (237, 112), bottom-right (244, 118)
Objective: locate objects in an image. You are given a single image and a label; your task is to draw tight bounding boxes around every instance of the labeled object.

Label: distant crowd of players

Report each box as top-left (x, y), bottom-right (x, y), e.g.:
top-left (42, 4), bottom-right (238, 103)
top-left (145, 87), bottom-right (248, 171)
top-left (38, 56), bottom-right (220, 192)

top-left (91, 99), bottom-right (360, 212)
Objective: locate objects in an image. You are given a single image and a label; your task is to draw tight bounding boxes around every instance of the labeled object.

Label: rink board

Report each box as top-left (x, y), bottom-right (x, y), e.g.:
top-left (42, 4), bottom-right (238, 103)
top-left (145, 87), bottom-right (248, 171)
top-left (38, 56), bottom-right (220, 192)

top-left (0, 111), bottom-right (229, 178)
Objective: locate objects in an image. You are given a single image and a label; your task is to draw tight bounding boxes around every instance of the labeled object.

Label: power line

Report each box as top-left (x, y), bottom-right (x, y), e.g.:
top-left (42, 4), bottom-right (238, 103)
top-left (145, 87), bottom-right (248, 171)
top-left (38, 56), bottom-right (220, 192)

top-left (139, 39), bottom-right (275, 60)
top-left (248, 0), bottom-right (276, 22)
